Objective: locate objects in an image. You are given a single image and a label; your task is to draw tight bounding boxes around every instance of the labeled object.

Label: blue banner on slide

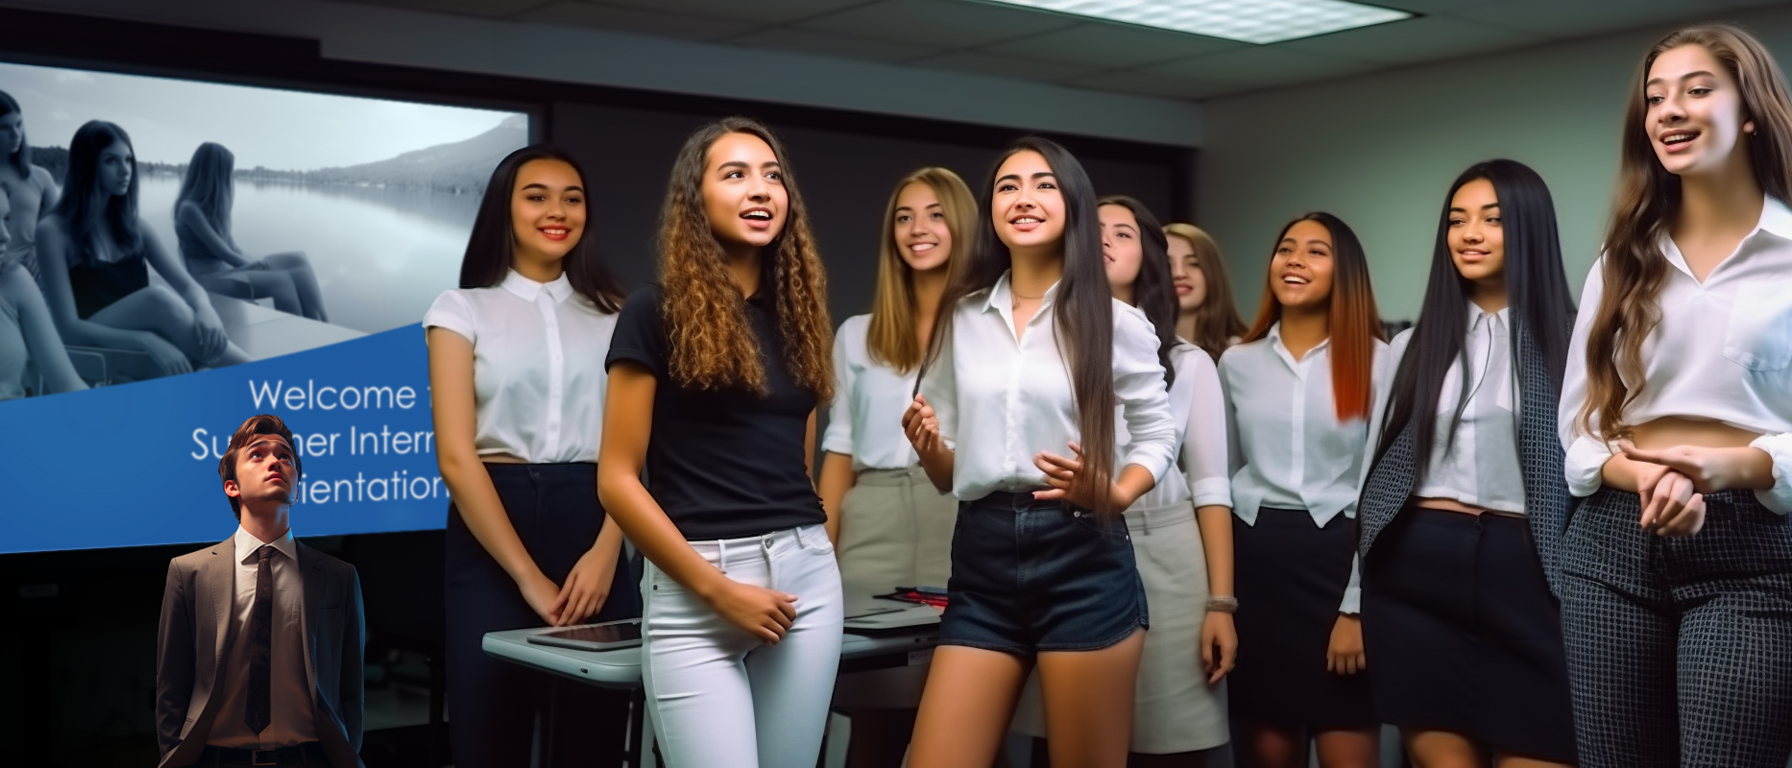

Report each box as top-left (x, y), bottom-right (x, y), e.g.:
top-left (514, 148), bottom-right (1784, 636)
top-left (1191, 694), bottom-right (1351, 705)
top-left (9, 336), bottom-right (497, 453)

top-left (0, 327), bottom-right (443, 554)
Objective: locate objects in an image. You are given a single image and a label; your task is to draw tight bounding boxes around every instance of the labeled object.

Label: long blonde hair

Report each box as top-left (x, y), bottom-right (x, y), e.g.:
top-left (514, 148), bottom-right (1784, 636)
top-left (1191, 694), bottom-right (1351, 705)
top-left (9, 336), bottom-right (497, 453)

top-left (1578, 25), bottom-right (1792, 439)
top-left (867, 168), bottom-right (975, 372)
top-left (1164, 222), bottom-right (1247, 362)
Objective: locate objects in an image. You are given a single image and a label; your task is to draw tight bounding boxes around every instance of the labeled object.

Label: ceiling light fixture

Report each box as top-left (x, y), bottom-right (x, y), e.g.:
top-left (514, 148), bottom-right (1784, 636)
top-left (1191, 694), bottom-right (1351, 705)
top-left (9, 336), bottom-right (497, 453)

top-left (973, 0), bottom-right (1412, 44)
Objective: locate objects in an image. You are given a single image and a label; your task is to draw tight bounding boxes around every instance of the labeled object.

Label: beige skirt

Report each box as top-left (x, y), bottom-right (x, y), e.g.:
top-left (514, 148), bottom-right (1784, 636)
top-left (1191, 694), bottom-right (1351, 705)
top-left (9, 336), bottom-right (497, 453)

top-left (836, 466), bottom-right (956, 593)
top-left (832, 467), bottom-right (956, 711)
top-left (1010, 500), bottom-right (1229, 754)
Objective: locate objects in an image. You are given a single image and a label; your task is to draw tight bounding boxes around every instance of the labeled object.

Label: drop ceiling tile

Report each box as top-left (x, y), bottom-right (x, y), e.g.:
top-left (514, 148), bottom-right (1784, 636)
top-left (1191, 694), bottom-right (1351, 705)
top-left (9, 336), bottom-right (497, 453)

top-left (907, 51), bottom-right (1104, 81)
top-left (1144, 46), bottom-right (1384, 88)
top-left (588, 0), bottom-right (876, 25)
top-left (1062, 70), bottom-right (1244, 100)
top-left (1443, 0), bottom-right (1722, 39)
top-left (519, 2), bottom-right (757, 40)
top-left (797, 0), bottom-right (1081, 49)
top-left (345, 0), bottom-right (555, 17)
top-left (728, 27), bottom-right (949, 63)
top-left (982, 22), bottom-right (1245, 70)
top-left (1282, 14), bottom-right (1544, 65)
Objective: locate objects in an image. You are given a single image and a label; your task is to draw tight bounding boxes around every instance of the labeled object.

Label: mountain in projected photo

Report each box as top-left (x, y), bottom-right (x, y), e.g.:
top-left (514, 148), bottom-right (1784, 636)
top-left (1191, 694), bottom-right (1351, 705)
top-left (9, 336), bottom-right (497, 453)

top-left (32, 114), bottom-right (527, 194)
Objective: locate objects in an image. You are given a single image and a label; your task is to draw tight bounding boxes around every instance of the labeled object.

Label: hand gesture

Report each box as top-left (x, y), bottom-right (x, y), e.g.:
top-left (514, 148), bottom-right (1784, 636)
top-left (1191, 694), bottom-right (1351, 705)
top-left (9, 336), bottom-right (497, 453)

top-left (192, 306), bottom-right (230, 364)
top-left (518, 570), bottom-right (564, 626)
top-left (1200, 611), bottom-right (1237, 685)
top-left (1326, 614), bottom-right (1366, 675)
top-left (708, 580), bottom-right (799, 644)
top-left (1033, 441), bottom-right (1119, 510)
top-left (902, 395), bottom-right (947, 459)
top-left (140, 334), bottom-right (193, 376)
top-left (551, 546), bottom-right (618, 626)
top-left (1620, 442), bottom-right (1710, 536)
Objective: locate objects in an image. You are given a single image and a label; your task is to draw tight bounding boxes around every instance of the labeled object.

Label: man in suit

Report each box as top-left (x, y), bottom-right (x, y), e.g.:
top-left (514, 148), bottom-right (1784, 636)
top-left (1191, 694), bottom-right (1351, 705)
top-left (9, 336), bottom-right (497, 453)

top-left (157, 414), bottom-right (366, 767)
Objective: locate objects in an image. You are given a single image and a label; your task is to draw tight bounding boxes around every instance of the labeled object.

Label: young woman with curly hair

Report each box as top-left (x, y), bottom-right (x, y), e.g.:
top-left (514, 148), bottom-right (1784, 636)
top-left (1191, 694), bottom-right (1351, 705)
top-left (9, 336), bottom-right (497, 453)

top-left (598, 116), bottom-right (840, 768)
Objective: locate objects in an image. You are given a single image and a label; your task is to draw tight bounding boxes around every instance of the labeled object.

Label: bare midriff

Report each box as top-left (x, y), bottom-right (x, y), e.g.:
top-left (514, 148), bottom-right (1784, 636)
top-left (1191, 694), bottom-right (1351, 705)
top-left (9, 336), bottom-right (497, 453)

top-left (1414, 497), bottom-right (1492, 515)
top-left (480, 453), bottom-right (529, 464)
top-left (1629, 416), bottom-right (1761, 451)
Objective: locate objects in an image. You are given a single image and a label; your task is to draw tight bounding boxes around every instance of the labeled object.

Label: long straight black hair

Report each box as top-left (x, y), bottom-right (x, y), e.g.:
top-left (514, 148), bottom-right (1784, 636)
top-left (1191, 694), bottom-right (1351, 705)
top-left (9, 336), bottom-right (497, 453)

top-left (919, 136), bottom-right (1119, 512)
top-left (1375, 159), bottom-right (1575, 471)
top-left (459, 144), bottom-right (624, 312)
top-left (1098, 194), bottom-right (1178, 390)
top-left (50, 120), bottom-right (141, 265)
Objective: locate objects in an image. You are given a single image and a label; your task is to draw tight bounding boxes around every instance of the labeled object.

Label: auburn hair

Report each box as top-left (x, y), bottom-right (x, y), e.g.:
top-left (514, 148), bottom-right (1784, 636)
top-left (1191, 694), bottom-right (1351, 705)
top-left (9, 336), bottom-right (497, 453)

top-left (657, 117), bottom-right (833, 401)
top-left (1164, 222), bottom-right (1248, 362)
top-left (866, 167), bottom-right (976, 372)
top-left (1578, 24), bottom-right (1792, 440)
top-left (1246, 212), bottom-right (1384, 421)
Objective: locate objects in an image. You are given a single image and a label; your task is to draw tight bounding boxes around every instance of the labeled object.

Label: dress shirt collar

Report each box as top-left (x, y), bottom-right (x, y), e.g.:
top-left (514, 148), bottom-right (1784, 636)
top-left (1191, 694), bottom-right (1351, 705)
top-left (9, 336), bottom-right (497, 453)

top-left (1662, 195), bottom-right (1792, 280)
top-left (1265, 321), bottom-right (1331, 365)
top-left (981, 270), bottom-right (1063, 315)
top-left (234, 525), bottom-right (298, 565)
top-left (500, 269), bottom-right (573, 304)
top-left (1466, 303), bottom-right (1509, 330)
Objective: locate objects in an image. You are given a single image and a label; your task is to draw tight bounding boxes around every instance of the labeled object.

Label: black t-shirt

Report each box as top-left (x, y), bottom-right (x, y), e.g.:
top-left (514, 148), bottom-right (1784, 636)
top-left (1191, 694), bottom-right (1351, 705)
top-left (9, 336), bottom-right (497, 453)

top-left (605, 284), bottom-right (825, 540)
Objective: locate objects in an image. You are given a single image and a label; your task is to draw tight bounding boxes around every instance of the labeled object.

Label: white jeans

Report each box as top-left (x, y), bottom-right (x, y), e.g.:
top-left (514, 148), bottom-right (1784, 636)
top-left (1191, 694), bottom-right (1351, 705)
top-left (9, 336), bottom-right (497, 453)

top-left (641, 523), bottom-right (844, 768)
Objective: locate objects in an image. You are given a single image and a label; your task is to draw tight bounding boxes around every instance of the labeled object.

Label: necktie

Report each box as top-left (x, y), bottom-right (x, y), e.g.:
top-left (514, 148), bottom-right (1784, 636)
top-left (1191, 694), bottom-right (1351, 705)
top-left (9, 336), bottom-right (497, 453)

top-left (246, 545), bottom-right (273, 734)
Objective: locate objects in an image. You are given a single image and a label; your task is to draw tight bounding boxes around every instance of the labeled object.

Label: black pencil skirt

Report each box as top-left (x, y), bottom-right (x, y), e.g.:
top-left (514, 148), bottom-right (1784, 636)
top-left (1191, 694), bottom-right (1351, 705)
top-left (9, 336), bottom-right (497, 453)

top-left (1230, 507), bottom-right (1376, 729)
top-left (1362, 505), bottom-right (1577, 763)
top-left (444, 463), bottom-right (643, 768)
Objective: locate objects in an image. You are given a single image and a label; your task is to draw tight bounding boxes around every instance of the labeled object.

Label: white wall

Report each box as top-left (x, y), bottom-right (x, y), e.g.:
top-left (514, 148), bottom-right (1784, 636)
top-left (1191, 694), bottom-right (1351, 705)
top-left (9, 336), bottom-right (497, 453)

top-left (1198, 4), bottom-right (1792, 321)
top-left (0, 0), bottom-right (1204, 148)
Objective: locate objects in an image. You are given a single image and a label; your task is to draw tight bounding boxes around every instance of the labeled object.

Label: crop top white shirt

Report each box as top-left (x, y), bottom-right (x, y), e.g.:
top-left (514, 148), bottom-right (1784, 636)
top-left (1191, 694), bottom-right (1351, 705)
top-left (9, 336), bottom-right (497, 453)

top-left (423, 270), bottom-right (617, 464)
top-left (1560, 196), bottom-right (1792, 514)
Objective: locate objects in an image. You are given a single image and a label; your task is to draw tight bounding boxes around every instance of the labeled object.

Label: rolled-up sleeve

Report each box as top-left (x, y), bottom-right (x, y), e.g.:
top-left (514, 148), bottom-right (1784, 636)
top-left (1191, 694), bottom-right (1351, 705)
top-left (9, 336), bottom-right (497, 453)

top-left (1113, 306), bottom-right (1178, 483)
top-left (1179, 349), bottom-right (1232, 509)
top-left (918, 325), bottom-right (958, 451)
top-left (1750, 433), bottom-right (1792, 514)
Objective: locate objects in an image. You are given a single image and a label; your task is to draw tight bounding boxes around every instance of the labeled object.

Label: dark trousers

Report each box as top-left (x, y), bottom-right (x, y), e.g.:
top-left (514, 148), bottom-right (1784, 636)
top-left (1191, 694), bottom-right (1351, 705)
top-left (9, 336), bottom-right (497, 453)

top-left (1558, 488), bottom-right (1792, 768)
top-left (445, 463), bottom-right (642, 768)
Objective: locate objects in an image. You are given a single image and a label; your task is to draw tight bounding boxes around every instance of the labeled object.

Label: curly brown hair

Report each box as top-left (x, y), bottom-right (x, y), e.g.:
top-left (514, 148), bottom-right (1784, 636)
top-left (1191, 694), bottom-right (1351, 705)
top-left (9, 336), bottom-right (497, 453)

top-left (657, 117), bottom-right (833, 402)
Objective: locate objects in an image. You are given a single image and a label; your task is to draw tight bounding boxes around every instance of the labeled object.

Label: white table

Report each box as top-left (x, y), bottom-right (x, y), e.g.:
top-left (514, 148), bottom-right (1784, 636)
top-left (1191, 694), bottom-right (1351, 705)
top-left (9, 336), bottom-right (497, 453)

top-left (483, 595), bottom-right (942, 767)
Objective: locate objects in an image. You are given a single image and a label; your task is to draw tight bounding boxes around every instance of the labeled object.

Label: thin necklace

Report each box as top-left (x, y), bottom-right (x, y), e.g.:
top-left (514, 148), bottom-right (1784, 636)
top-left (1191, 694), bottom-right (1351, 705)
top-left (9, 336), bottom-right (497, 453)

top-left (1012, 289), bottom-right (1044, 301)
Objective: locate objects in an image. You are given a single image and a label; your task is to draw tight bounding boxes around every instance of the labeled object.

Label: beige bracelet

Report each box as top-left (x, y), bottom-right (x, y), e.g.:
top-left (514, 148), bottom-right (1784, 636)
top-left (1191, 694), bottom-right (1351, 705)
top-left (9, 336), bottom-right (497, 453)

top-left (1205, 595), bottom-right (1238, 614)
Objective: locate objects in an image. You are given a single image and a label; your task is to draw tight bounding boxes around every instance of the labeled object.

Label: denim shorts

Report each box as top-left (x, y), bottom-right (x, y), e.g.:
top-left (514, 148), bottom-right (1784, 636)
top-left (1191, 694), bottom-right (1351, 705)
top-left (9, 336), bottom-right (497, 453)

top-left (939, 491), bottom-right (1148, 657)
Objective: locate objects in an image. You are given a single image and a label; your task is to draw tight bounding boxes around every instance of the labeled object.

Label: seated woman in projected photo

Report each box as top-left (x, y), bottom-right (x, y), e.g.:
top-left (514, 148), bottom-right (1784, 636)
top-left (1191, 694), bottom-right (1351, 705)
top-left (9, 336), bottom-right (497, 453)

top-left (0, 90), bottom-right (88, 399)
top-left (176, 142), bottom-right (330, 322)
top-left (35, 120), bottom-right (250, 378)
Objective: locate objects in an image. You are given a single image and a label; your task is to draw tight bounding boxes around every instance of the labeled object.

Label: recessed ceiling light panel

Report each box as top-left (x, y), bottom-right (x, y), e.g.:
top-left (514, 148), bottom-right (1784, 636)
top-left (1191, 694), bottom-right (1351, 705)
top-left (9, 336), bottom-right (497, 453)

top-left (977, 0), bottom-right (1412, 44)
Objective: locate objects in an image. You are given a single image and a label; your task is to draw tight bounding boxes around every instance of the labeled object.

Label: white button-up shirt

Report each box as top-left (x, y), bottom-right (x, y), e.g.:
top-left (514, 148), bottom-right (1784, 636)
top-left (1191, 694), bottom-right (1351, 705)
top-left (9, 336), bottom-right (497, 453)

top-left (1385, 305), bottom-right (1526, 515)
top-left (1127, 342), bottom-right (1232, 511)
top-left (207, 527), bottom-right (316, 750)
top-left (1222, 323), bottom-right (1390, 613)
top-left (822, 313), bottom-right (919, 472)
top-left (920, 271), bottom-right (1178, 502)
top-left (424, 270), bottom-right (617, 463)
top-left (1561, 196), bottom-right (1792, 513)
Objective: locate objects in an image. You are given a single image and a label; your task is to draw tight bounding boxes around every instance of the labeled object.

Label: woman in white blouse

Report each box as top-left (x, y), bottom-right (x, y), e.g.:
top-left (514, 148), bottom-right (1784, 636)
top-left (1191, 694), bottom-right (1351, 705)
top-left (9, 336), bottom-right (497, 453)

top-left (1221, 212), bottom-right (1387, 768)
top-left (1557, 25), bottom-right (1792, 768)
top-left (1164, 222), bottom-right (1248, 364)
top-left (902, 138), bottom-right (1178, 768)
top-left (1011, 195), bottom-right (1237, 766)
top-left (1356, 160), bottom-right (1578, 767)
top-left (424, 146), bottom-right (636, 768)
top-left (817, 166), bottom-right (973, 767)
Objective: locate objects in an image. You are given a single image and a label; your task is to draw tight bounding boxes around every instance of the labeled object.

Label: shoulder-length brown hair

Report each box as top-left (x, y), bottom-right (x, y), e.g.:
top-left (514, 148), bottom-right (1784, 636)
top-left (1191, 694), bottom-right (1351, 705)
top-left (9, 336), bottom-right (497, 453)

top-left (1245, 212), bottom-right (1384, 421)
top-left (1578, 24), bottom-right (1792, 439)
top-left (1164, 222), bottom-right (1248, 362)
top-left (867, 167), bottom-right (976, 372)
top-left (657, 116), bottom-right (833, 401)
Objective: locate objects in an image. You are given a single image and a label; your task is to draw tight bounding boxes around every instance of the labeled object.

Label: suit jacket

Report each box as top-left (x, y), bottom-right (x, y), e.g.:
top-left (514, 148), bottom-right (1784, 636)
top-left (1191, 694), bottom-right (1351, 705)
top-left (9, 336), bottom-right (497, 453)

top-left (155, 538), bottom-right (366, 768)
top-left (1357, 318), bottom-right (1574, 596)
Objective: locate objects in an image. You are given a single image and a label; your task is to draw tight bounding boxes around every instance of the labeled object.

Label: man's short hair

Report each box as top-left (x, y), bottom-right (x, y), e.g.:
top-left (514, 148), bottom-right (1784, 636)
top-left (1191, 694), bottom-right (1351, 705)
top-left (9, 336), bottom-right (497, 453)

top-left (219, 414), bottom-right (301, 519)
